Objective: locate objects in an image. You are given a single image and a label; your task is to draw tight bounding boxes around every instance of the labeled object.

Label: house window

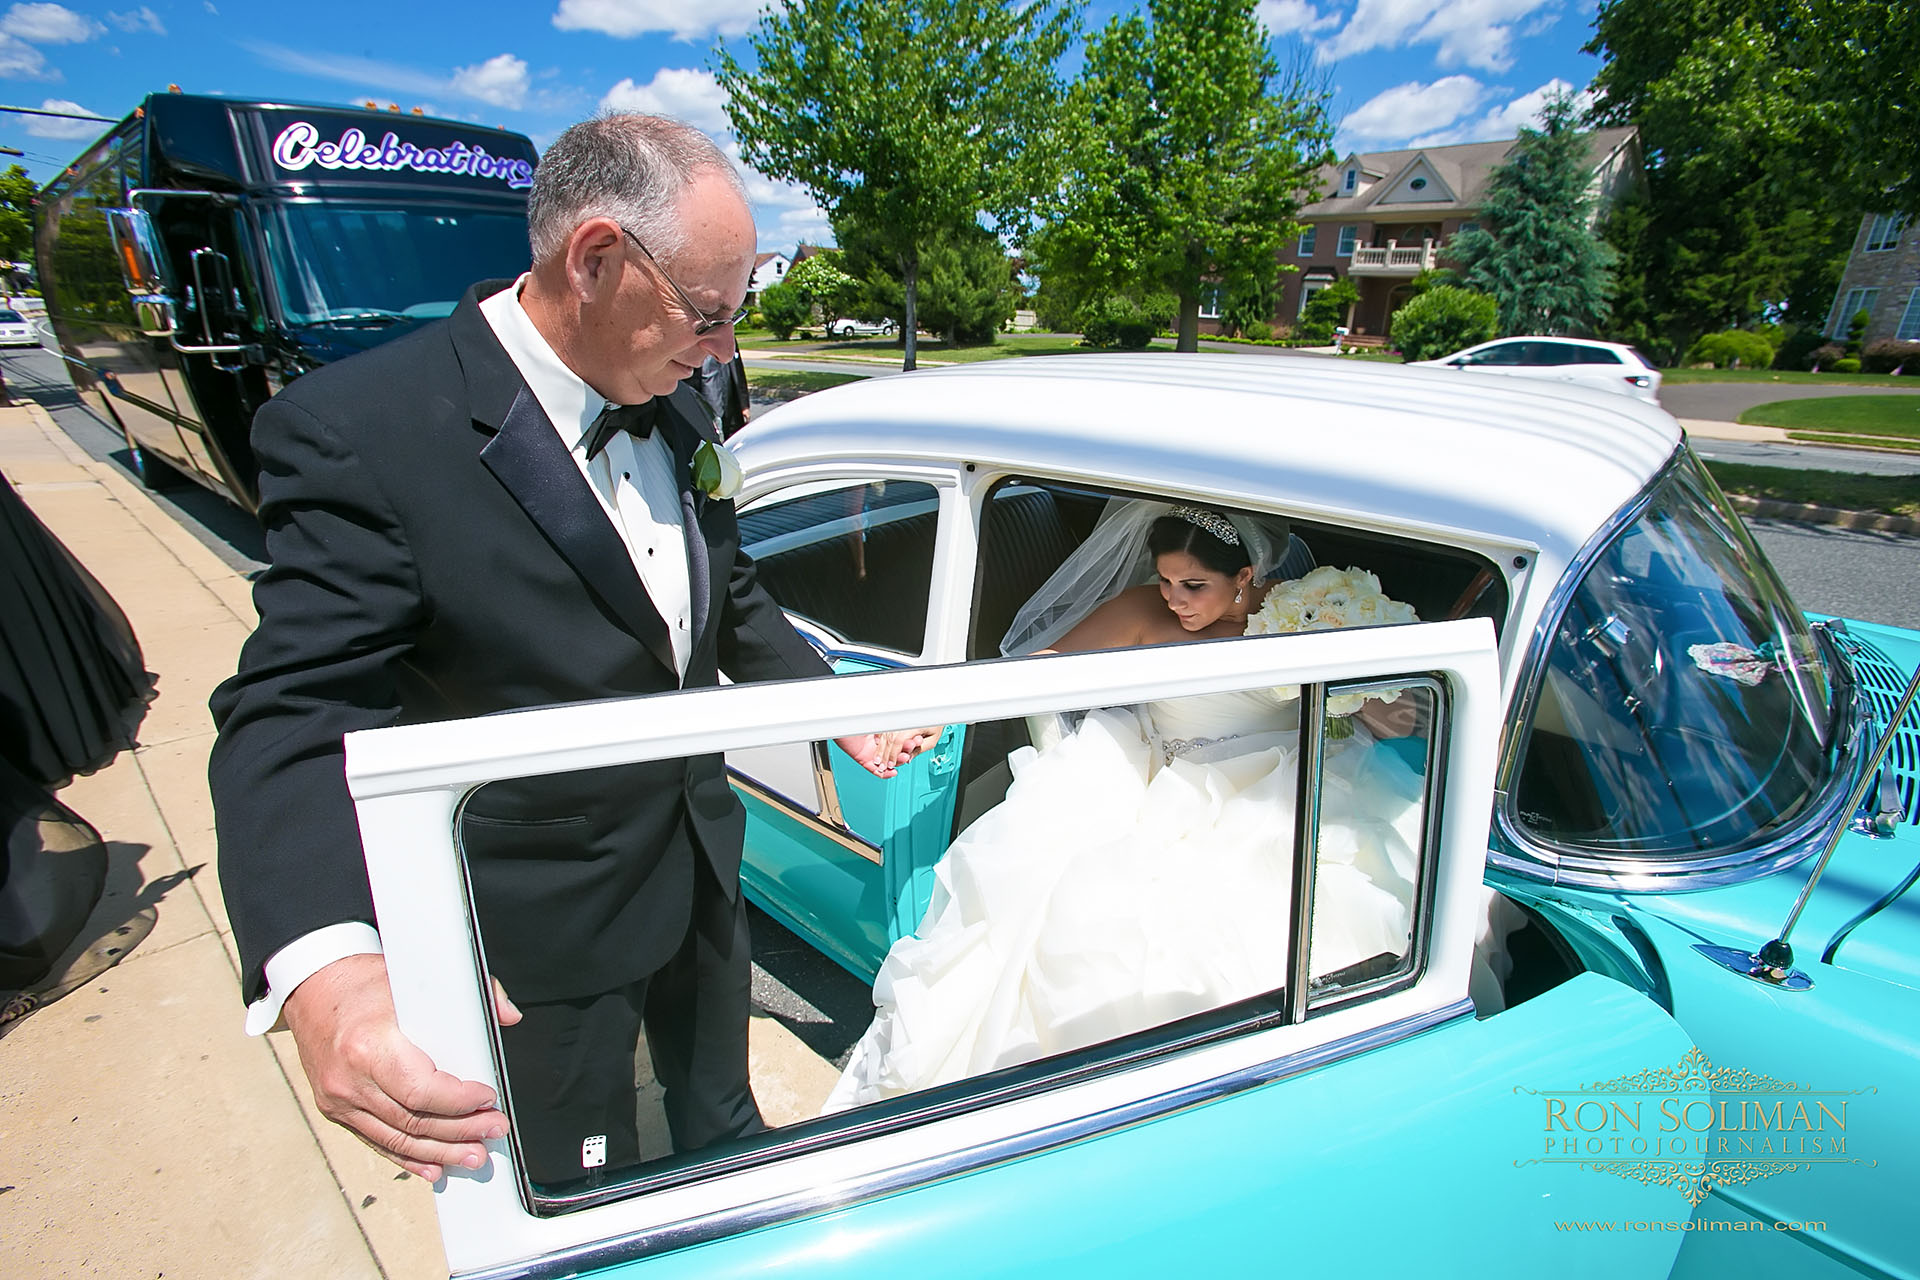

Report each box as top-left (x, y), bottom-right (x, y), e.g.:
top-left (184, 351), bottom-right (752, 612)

top-left (1409, 177), bottom-right (1427, 192)
top-left (1344, 168), bottom-right (1356, 193)
top-left (1865, 214), bottom-right (1908, 252)
top-left (1336, 225), bottom-right (1358, 257)
top-left (1297, 225), bottom-right (1317, 257)
top-left (1299, 277), bottom-right (1333, 317)
top-left (1457, 221), bottom-right (1480, 236)
top-left (1898, 290), bottom-right (1920, 342)
top-left (1198, 283), bottom-right (1224, 319)
top-left (1832, 287), bottom-right (1882, 336)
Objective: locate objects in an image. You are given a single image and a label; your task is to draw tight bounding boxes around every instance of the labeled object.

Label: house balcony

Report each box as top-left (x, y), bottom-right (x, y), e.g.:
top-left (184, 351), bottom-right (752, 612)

top-left (1348, 240), bottom-right (1439, 276)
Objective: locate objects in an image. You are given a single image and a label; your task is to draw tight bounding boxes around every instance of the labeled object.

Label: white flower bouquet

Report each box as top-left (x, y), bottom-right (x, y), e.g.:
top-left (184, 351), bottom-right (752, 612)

top-left (1244, 566), bottom-right (1419, 718)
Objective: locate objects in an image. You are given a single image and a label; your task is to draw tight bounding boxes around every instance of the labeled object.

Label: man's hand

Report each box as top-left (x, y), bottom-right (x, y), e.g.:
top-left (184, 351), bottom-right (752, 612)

top-left (835, 726), bottom-right (943, 778)
top-left (281, 953), bottom-right (513, 1181)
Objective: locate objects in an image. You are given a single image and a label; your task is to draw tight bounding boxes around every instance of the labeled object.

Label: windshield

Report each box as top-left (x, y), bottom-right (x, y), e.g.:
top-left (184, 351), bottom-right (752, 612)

top-left (256, 201), bottom-right (529, 326)
top-left (1513, 455), bottom-right (1834, 855)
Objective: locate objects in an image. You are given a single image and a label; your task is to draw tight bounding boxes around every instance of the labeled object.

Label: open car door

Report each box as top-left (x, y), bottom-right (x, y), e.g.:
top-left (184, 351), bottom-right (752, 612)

top-left (347, 619), bottom-right (1701, 1279)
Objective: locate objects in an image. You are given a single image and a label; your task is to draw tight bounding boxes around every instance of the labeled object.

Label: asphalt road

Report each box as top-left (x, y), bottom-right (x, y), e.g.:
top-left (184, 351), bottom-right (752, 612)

top-left (1661, 380), bottom-right (1920, 422)
top-left (1690, 434), bottom-right (1920, 476)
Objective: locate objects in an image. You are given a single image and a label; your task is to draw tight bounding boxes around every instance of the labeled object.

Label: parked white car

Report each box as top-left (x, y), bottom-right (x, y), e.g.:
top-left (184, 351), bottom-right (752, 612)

top-left (828, 317), bottom-right (897, 337)
top-left (0, 307), bottom-right (40, 348)
top-left (1412, 336), bottom-right (1661, 402)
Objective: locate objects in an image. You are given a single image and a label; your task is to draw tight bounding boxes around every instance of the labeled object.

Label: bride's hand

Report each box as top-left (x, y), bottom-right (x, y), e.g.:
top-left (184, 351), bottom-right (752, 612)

top-left (835, 727), bottom-right (945, 777)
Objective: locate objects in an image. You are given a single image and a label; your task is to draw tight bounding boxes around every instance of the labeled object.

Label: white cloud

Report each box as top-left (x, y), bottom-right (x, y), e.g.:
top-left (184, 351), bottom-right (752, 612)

top-left (1319, 0), bottom-right (1558, 73)
top-left (717, 136), bottom-right (832, 251)
top-left (552, 0), bottom-right (762, 42)
top-left (0, 30), bottom-right (47, 76)
top-left (107, 6), bottom-right (165, 34)
top-left (1258, 0), bottom-right (1339, 35)
top-left (599, 67), bottom-right (728, 134)
top-left (451, 53), bottom-right (529, 109)
top-left (1340, 75), bottom-right (1486, 143)
top-left (1404, 78), bottom-right (1591, 147)
top-left (246, 42), bottom-right (535, 111)
top-left (24, 94), bottom-right (103, 137)
top-left (2, 2), bottom-right (102, 43)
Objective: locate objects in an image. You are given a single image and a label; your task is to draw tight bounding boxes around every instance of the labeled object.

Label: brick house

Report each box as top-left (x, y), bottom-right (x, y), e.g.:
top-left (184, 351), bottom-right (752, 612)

top-left (1206, 127), bottom-right (1640, 341)
top-left (1823, 214), bottom-right (1920, 342)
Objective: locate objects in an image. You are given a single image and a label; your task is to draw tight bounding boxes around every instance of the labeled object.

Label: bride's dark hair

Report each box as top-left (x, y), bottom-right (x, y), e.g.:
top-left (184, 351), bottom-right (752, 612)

top-left (1147, 512), bottom-right (1250, 577)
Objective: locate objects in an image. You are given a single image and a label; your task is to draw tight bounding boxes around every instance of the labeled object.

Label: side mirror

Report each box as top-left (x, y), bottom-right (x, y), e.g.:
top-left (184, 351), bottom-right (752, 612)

top-left (104, 207), bottom-right (167, 294)
top-left (131, 293), bottom-right (177, 338)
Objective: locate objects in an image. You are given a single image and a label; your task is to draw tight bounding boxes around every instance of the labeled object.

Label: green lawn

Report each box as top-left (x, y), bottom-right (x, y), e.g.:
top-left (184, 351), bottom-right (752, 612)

top-left (1704, 462), bottom-right (1920, 518)
top-left (1738, 396), bottom-right (1920, 439)
top-left (744, 368), bottom-right (866, 397)
top-left (1662, 367), bottom-right (1920, 387)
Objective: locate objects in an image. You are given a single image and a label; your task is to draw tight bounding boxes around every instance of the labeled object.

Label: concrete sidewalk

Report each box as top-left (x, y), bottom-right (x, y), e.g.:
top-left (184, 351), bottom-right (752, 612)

top-left (0, 402), bottom-right (838, 1278)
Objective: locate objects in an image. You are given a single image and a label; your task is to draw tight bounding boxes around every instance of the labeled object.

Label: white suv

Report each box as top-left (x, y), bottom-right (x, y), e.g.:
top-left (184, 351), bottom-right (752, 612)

top-left (1412, 336), bottom-right (1662, 403)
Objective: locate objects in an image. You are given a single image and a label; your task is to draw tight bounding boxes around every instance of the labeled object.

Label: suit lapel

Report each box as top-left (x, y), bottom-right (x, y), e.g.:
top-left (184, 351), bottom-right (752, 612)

top-left (453, 285), bottom-right (679, 676)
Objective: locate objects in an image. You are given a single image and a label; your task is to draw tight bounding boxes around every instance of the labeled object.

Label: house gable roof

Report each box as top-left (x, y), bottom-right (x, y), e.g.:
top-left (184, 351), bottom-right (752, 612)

top-left (1301, 127), bottom-right (1638, 220)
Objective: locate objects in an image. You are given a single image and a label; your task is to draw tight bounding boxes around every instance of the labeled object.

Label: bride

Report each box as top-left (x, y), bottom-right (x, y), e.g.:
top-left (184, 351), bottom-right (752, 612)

top-left (822, 502), bottom-right (1425, 1113)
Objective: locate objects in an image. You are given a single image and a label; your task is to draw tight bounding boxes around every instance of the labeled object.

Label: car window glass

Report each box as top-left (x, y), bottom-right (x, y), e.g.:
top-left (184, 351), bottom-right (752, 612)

top-left (457, 672), bottom-right (1442, 1209)
top-left (1514, 457), bottom-right (1833, 855)
top-left (1569, 344), bottom-right (1622, 365)
top-left (738, 479), bottom-right (938, 656)
top-left (1464, 343), bottom-right (1524, 366)
top-left (0, 309), bottom-right (22, 322)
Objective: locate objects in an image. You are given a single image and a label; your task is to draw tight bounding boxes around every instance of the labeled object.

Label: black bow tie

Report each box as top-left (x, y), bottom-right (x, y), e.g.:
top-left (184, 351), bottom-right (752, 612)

top-left (582, 399), bottom-right (659, 460)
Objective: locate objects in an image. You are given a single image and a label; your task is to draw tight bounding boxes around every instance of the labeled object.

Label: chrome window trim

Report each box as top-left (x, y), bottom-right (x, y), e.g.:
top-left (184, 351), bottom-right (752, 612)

top-left (460, 998), bottom-right (1477, 1280)
top-left (1490, 444), bottom-right (1865, 890)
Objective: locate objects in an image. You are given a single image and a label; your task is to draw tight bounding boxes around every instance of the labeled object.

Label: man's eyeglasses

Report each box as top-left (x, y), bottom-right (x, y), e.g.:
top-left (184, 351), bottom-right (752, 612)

top-left (619, 224), bottom-right (749, 336)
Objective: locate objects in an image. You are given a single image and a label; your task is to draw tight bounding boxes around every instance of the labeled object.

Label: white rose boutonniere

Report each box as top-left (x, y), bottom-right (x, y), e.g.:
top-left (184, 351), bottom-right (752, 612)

top-left (692, 439), bottom-right (744, 500)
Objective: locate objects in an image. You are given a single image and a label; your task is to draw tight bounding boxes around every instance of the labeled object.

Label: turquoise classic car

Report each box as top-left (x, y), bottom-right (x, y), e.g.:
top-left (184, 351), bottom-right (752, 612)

top-left (346, 355), bottom-right (1916, 1279)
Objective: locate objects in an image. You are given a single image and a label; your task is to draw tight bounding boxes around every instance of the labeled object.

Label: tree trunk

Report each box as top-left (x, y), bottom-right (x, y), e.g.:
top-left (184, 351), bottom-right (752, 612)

top-left (1176, 291), bottom-right (1200, 353)
top-left (901, 254), bottom-right (920, 372)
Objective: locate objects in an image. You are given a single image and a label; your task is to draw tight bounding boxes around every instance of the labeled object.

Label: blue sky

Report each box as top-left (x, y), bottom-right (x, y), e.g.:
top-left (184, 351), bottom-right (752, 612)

top-left (0, 0), bottom-right (1606, 251)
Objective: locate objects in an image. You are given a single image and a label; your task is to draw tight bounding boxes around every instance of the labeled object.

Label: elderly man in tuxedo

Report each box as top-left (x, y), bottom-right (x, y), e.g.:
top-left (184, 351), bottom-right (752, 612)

top-left (210, 114), bottom-right (910, 1187)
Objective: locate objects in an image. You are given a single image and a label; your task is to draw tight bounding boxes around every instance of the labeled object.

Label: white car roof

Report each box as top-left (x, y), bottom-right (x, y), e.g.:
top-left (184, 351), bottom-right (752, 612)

top-left (738, 353), bottom-right (1681, 565)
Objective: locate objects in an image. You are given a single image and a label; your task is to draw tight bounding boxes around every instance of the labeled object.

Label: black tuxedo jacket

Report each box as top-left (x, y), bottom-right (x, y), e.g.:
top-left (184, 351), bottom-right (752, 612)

top-left (209, 281), bottom-right (826, 1005)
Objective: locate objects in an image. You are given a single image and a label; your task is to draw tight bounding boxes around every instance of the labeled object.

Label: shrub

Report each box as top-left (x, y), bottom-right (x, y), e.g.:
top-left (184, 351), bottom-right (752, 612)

top-left (1296, 279), bottom-right (1360, 344)
top-left (1076, 292), bottom-right (1173, 350)
top-left (1390, 286), bottom-right (1498, 362)
top-left (1771, 326), bottom-right (1828, 370)
top-left (1243, 320), bottom-right (1272, 342)
top-left (758, 282), bottom-right (810, 340)
top-left (1686, 329), bottom-right (1776, 369)
top-left (1807, 342), bottom-right (1846, 371)
top-left (1830, 357), bottom-right (1863, 373)
top-left (1845, 309), bottom-right (1871, 356)
top-left (1862, 339), bottom-right (1920, 374)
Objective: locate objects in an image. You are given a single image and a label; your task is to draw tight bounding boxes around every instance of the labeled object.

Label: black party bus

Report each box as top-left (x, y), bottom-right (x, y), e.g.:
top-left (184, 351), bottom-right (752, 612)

top-left (34, 91), bottom-right (538, 509)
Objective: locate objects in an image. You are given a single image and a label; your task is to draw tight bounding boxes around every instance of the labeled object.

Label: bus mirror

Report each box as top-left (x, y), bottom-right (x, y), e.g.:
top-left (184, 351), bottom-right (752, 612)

top-left (104, 207), bottom-right (166, 293)
top-left (132, 293), bottom-right (177, 337)
top-left (189, 247), bottom-right (238, 343)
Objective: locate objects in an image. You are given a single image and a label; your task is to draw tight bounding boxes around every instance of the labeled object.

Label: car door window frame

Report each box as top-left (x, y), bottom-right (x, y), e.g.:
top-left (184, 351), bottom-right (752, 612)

top-left (347, 619), bottom-right (1499, 1276)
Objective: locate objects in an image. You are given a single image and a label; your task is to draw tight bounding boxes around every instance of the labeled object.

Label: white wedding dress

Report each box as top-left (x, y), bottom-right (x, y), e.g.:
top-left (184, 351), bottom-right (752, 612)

top-left (823, 688), bottom-right (1425, 1113)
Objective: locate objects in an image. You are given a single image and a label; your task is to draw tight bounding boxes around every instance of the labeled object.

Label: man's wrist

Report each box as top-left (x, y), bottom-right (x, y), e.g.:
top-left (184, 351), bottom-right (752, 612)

top-left (245, 923), bottom-right (383, 1035)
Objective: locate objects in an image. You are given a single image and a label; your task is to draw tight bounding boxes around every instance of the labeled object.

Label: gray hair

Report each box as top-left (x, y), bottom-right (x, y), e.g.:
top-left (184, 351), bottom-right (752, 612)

top-left (525, 114), bottom-right (747, 264)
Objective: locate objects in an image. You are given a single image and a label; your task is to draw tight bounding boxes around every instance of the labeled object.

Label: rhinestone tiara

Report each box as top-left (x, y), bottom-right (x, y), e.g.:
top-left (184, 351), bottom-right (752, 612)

top-left (1169, 505), bottom-right (1241, 546)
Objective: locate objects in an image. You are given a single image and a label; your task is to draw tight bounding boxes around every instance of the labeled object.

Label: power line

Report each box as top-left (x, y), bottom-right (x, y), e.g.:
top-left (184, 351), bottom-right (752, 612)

top-left (0, 104), bottom-right (113, 123)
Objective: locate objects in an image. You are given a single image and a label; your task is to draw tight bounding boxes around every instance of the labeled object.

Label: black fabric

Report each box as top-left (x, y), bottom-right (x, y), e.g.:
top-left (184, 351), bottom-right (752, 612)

top-left (0, 754), bottom-right (109, 991)
top-left (208, 278), bottom-right (831, 1012)
top-left (502, 863), bottom-right (760, 1188)
top-left (581, 398), bottom-right (659, 461)
top-left (0, 473), bottom-right (154, 790)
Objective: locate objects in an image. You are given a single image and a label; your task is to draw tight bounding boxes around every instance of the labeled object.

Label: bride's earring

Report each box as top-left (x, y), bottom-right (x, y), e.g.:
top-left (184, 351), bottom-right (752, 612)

top-left (1234, 589), bottom-right (1243, 604)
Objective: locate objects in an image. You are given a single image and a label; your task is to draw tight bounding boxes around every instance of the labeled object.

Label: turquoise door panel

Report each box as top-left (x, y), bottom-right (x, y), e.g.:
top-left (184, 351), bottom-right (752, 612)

top-left (738, 656), bottom-right (967, 982)
top-left (1626, 910), bottom-right (1917, 1279)
top-left (578, 976), bottom-right (1698, 1280)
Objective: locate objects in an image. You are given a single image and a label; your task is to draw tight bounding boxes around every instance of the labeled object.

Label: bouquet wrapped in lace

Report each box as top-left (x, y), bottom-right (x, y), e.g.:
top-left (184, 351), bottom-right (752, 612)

top-left (1245, 566), bottom-right (1419, 718)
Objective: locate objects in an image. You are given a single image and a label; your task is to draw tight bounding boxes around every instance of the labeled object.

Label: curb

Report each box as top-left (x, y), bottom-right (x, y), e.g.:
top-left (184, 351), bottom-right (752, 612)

top-left (1726, 493), bottom-right (1920, 536)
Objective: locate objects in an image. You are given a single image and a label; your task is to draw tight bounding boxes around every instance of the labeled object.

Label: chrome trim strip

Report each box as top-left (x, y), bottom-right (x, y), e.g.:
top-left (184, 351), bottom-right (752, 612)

top-left (1489, 444), bottom-right (1866, 892)
top-left (1286, 683), bottom-right (1326, 1024)
top-left (459, 999), bottom-right (1477, 1280)
top-left (808, 739), bottom-right (850, 830)
top-left (728, 769), bottom-right (882, 866)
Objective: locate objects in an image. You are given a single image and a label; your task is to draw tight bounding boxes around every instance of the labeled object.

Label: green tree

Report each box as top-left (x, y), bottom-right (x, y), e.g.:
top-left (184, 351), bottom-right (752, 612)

top-left (1035, 0), bottom-right (1333, 352)
top-left (758, 280), bottom-right (811, 339)
top-left (1390, 286), bottom-right (1498, 361)
top-left (0, 164), bottom-right (35, 268)
top-left (1295, 278), bottom-right (1357, 344)
top-left (717, 0), bottom-right (1076, 370)
top-left (1585, 0), bottom-right (1858, 355)
top-left (782, 252), bottom-right (860, 323)
top-left (1446, 95), bottom-right (1614, 337)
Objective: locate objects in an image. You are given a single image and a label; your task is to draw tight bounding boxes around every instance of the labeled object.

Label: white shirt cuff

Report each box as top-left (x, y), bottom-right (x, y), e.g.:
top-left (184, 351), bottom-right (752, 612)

top-left (244, 923), bottom-right (383, 1036)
